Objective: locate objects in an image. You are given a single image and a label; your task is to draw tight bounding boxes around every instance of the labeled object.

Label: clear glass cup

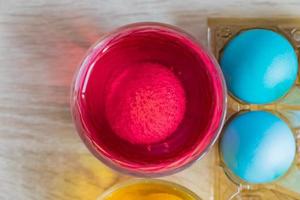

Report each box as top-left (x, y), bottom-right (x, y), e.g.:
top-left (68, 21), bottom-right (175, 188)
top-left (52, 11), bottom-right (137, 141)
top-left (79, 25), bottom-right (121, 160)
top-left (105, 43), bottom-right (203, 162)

top-left (97, 179), bottom-right (202, 200)
top-left (71, 22), bottom-right (227, 177)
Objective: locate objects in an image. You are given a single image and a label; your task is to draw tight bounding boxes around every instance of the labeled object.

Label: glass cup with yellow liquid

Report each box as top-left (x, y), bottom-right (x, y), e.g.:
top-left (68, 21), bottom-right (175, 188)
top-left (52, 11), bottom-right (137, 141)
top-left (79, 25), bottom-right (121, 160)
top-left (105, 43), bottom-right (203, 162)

top-left (97, 179), bottom-right (201, 200)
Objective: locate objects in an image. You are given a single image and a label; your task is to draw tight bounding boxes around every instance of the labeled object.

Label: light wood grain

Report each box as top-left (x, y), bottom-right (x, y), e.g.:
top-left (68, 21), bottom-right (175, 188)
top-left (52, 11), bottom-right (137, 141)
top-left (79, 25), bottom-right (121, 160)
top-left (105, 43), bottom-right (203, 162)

top-left (1, 0), bottom-right (300, 199)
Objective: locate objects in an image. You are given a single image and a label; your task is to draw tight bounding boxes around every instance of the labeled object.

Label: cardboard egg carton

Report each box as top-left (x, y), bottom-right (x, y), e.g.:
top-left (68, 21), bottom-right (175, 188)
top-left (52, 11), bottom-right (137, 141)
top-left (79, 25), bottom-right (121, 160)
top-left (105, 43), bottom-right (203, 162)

top-left (208, 18), bottom-right (300, 200)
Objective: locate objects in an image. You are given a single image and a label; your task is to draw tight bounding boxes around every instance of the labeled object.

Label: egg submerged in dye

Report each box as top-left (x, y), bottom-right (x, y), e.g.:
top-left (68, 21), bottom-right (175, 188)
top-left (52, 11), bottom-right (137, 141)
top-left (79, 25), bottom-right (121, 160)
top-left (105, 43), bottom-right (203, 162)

top-left (220, 111), bottom-right (296, 184)
top-left (105, 63), bottom-right (186, 145)
top-left (220, 29), bottom-right (298, 104)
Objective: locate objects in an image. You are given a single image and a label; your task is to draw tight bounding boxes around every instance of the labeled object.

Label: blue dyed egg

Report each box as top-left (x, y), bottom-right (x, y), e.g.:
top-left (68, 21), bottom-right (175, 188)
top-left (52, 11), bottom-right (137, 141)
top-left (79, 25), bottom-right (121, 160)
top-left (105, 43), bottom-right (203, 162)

top-left (220, 29), bottom-right (298, 104)
top-left (220, 111), bottom-right (296, 184)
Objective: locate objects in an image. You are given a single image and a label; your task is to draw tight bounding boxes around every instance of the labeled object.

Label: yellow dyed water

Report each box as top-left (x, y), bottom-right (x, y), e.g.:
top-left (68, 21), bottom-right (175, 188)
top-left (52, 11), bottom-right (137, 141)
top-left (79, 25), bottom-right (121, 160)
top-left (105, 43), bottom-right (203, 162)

top-left (103, 180), bottom-right (198, 200)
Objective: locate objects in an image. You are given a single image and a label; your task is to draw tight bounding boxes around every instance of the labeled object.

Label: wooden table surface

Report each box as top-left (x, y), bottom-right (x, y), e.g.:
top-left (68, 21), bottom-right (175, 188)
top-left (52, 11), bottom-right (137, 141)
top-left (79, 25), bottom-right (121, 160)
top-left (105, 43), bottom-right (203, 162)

top-left (1, 1), bottom-right (300, 199)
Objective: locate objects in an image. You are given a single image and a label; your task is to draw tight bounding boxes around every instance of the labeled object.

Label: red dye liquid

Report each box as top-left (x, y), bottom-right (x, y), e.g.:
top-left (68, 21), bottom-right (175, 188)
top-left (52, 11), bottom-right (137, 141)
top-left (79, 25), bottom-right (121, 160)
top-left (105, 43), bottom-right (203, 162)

top-left (71, 23), bottom-right (225, 175)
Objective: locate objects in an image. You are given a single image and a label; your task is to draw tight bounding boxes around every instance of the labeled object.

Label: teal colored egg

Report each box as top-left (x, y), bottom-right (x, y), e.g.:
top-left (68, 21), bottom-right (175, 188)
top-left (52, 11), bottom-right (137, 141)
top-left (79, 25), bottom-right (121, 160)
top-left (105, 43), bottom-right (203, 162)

top-left (220, 111), bottom-right (296, 184)
top-left (220, 29), bottom-right (298, 104)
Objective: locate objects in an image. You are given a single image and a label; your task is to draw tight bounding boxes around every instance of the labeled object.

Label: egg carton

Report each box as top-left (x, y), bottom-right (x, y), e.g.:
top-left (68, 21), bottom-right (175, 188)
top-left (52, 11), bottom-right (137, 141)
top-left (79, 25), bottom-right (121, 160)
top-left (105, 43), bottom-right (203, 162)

top-left (208, 18), bottom-right (300, 200)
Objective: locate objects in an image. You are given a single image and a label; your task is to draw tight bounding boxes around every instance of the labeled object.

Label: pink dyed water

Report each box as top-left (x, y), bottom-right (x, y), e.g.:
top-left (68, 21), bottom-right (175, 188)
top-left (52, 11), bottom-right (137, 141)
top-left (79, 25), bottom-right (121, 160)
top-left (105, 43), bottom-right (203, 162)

top-left (71, 23), bottom-right (225, 175)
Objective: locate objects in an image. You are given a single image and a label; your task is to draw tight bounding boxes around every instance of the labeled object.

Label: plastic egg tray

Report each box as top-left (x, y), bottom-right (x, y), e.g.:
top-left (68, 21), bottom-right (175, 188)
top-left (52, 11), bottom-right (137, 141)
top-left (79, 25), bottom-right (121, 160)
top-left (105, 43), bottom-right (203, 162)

top-left (208, 18), bottom-right (300, 200)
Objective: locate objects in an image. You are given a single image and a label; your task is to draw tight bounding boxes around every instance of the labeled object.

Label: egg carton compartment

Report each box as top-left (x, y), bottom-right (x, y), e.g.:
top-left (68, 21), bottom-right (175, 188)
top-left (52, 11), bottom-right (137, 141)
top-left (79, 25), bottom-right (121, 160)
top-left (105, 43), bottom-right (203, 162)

top-left (208, 18), bottom-right (300, 200)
